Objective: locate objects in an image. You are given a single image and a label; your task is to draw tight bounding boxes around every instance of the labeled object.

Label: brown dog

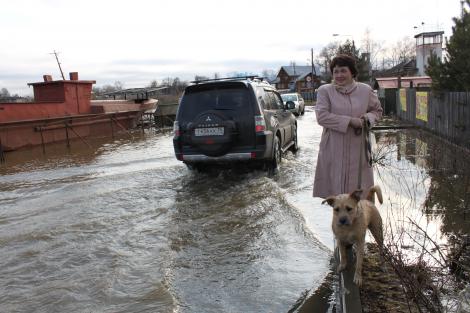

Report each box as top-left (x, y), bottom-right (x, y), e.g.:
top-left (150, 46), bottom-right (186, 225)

top-left (322, 185), bottom-right (383, 286)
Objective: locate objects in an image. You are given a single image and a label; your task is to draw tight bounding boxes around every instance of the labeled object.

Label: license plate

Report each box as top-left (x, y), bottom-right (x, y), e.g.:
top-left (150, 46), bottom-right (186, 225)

top-left (195, 127), bottom-right (224, 136)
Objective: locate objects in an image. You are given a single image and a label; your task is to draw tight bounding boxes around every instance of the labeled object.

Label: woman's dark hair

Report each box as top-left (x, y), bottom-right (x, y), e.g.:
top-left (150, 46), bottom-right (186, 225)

top-left (330, 54), bottom-right (358, 78)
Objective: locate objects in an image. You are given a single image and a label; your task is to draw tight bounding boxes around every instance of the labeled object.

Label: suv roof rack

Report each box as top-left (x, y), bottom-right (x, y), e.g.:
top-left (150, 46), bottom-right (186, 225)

top-left (190, 76), bottom-right (267, 84)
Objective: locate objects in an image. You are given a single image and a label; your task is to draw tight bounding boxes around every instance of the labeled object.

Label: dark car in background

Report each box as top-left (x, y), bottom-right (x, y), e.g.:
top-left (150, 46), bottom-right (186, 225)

top-left (173, 77), bottom-right (298, 171)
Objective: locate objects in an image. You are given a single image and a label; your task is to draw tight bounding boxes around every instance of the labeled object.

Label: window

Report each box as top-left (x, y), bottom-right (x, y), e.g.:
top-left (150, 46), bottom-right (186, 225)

top-left (179, 84), bottom-right (250, 120)
top-left (266, 91), bottom-right (282, 110)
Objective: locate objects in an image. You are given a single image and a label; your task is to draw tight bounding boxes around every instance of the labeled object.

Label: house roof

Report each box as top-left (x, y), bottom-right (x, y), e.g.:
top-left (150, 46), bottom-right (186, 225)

top-left (297, 72), bottom-right (313, 81)
top-left (278, 65), bottom-right (322, 79)
top-left (375, 59), bottom-right (417, 78)
top-left (414, 31), bottom-right (444, 38)
top-left (269, 77), bottom-right (280, 84)
top-left (281, 65), bottom-right (311, 76)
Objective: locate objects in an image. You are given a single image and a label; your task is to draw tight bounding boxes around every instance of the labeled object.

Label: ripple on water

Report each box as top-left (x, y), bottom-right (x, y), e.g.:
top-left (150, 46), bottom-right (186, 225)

top-left (0, 116), bottom-right (337, 312)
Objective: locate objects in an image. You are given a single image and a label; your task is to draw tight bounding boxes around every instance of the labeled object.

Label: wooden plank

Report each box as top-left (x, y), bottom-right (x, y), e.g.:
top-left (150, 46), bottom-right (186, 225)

top-left (446, 93), bottom-right (451, 138)
top-left (452, 92), bottom-right (457, 140)
top-left (460, 92), bottom-right (470, 148)
top-left (444, 93), bottom-right (449, 138)
top-left (466, 93), bottom-right (470, 149)
top-left (450, 93), bottom-right (454, 138)
top-left (430, 93), bottom-right (436, 132)
top-left (410, 88), bottom-right (416, 124)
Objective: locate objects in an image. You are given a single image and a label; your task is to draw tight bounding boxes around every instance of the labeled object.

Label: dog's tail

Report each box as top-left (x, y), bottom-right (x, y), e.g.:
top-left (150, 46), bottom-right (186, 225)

top-left (366, 185), bottom-right (383, 204)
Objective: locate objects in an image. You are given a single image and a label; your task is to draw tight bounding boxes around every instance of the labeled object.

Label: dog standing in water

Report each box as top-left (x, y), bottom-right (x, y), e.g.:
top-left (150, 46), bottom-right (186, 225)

top-left (322, 185), bottom-right (383, 286)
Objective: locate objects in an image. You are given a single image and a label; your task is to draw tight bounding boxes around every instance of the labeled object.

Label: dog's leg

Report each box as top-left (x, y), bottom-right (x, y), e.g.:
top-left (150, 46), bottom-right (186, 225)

top-left (354, 240), bottom-right (364, 286)
top-left (369, 216), bottom-right (387, 272)
top-left (369, 218), bottom-right (383, 248)
top-left (337, 242), bottom-right (348, 272)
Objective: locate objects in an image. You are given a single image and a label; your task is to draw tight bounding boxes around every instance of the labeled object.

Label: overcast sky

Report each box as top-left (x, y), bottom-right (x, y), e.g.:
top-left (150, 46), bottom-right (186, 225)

top-left (0, 0), bottom-right (463, 95)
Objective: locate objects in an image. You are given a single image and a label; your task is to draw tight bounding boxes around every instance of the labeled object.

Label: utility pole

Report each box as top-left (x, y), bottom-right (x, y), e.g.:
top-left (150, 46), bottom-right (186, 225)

top-left (50, 50), bottom-right (65, 80)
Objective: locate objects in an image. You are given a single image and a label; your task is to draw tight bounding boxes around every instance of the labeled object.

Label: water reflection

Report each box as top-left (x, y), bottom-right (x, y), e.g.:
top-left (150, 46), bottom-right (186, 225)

top-left (375, 129), bottom-right (470, 236)
top-left (0, 131), bottom-right (161, 176)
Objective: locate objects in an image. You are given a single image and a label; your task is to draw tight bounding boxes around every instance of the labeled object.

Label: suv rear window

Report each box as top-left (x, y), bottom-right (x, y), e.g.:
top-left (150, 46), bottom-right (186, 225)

top-left (178, 84), bottom-right (251, 120)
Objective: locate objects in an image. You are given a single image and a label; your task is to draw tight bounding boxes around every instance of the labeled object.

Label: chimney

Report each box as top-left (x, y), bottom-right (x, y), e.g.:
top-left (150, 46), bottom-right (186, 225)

top-left (43, 75), bottom-right (53, 82)
top-left (69, 72), bottom-right (79, 80)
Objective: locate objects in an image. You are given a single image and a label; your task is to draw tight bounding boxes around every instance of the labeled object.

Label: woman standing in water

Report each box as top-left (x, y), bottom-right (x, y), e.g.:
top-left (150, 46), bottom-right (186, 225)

top-left (313, 54), bottom-right (383, 199)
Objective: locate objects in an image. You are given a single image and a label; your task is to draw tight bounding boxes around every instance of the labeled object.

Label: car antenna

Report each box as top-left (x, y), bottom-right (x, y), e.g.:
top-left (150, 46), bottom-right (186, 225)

top-left (50, 50), bottom-right (66, 80)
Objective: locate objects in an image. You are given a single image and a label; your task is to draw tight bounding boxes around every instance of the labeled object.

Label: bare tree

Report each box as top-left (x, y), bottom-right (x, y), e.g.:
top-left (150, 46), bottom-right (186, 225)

top-left (386, 36), bottom-right (416, 67)
top-left (0, 88), bottom-right (10, 98)
top-left (114, 81), bottom-right (124, 91)
top-left (317, 42), bottom-right (340, 78)
top-left (148, 80), bottom-right (158, 88)
top-left (171, 77), bottom-right (187, 94)
top-left (92, 81), bottom-right (125, 97)
top-left (360, 28), bottom-right (386, 70)
top-left (261, 69), bottom-right (277, 81)
top-left (194, 75), bottom-right (210, 82)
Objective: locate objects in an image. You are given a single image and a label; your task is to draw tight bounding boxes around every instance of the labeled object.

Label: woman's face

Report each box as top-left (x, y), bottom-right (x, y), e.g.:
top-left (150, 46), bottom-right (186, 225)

top-left (332, 65), bottom-right (353, 86)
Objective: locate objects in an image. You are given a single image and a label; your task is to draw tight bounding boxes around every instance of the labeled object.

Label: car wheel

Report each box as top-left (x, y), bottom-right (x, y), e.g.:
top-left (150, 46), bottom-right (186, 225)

top-left (301, 106), bottom-right (305, 115)
top-left (290, 125), bottom-right (299, 153)
top-left (268, 135), bottom-right (281, 171)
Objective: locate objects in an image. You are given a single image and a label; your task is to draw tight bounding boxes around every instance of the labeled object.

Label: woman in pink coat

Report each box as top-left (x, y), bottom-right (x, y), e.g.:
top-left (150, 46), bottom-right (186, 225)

top-left (313, 54), bottom-right (383, 199)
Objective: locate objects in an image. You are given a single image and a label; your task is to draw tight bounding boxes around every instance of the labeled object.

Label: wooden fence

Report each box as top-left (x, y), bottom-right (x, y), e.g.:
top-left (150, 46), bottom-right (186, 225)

top-left (300, 91), bottom-right (316, 102)
top-left (394, 88), bottom-right (470, 149)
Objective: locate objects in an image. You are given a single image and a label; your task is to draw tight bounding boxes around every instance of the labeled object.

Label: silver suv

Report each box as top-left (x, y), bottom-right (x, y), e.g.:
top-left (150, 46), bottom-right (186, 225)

top-left (281, 93), bottom-right (305, 116)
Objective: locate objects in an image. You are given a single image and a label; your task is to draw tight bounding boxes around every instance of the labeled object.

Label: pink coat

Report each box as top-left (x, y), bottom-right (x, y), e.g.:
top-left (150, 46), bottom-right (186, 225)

top-left (313, 82), bottom-right (383, 199)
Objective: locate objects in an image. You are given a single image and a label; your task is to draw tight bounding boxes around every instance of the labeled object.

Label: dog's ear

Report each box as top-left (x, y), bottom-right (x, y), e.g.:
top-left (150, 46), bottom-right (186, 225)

top-left (322, 196), bottom-right (336, 207)
top-left (350, 189), bottom-right (363, 202)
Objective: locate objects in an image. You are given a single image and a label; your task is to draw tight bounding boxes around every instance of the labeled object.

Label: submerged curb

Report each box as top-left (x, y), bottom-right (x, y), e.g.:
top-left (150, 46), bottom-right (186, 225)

top-left (335, 242), bottom-right (362, 313)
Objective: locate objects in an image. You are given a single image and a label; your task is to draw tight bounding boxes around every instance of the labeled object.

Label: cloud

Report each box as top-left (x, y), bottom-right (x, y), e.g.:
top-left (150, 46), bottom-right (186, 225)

top-left (0, 0), bottom-right (462, 95)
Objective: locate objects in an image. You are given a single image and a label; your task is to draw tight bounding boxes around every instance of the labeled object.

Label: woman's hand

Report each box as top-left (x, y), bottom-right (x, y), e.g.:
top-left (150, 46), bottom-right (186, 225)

top-left (349, 117), bottom-right (364, 129)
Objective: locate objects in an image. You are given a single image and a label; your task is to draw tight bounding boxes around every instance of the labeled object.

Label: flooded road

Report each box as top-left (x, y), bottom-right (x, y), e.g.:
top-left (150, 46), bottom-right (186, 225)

top-left (0, 109), bottom-right (334, 313)
top-left (1, 109), bottom-right (469, 312)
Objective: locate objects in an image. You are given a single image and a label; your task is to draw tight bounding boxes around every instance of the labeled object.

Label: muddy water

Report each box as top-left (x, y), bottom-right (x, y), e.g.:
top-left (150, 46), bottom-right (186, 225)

top-left (1, 109), bottom-right (468, 313)
top-left (0, 110), bottom-right (334, 313)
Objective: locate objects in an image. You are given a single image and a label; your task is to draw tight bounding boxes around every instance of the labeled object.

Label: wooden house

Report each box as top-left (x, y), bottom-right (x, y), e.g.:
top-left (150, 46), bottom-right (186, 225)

top-left (275, 65), bottom-right (321, 92)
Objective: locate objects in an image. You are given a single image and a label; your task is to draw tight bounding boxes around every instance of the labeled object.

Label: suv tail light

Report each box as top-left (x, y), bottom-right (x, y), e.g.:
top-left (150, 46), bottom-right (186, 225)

top-left (173, 121), bottom-right (181, 136)
top-left (254, 115), bottom-right (266, 133)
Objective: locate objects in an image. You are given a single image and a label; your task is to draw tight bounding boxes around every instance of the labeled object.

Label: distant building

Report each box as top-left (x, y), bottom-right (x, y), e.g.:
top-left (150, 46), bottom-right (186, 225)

top-left (275, 65), bottom-right (321, 92)
top-left (0, 95), bottom-right (31, 103)
top-left (414, 31), bottom-right (444, 76)
top-left (373, 30), bottom-right (444, 90)
top-left (373, 30), bottom-right (444, 80)
top-left (374, 59), bottom-right (418, 78)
